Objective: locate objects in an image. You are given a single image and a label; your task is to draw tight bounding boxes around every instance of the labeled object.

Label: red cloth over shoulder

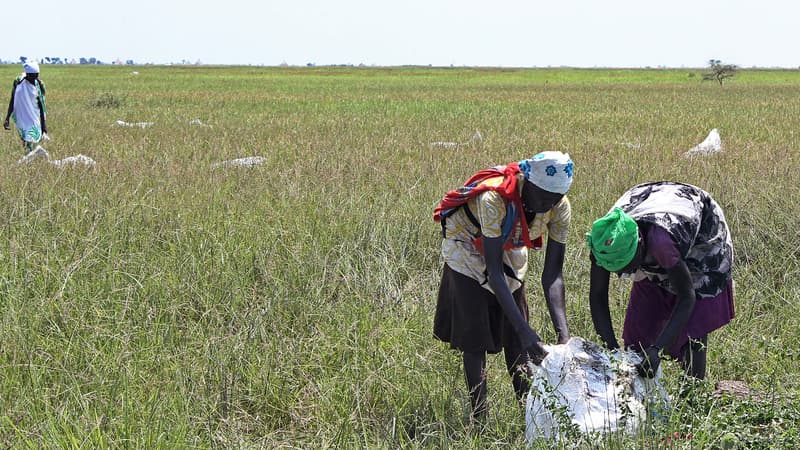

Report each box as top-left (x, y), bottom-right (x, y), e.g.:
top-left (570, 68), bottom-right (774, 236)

top-left (434, 163), bottom-right (541, 249)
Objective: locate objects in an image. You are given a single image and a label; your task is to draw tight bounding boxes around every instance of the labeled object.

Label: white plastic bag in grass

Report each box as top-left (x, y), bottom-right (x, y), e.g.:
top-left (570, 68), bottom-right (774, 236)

top-left (17, 145), bottom-right (50, 164)
top-left (189, 118), bottom-right (212, 128)
top-left (51, 154), bottom-right (97, 167)
top-left (429, 130), bottom-right (483, 148)
top-left (211, 156), bottom-right (266, 168)
top-left (115, 120), bottom-right (154, 128)
top-left (684, 128), bottom-right (722, 157)
top-left (525, 337), bottom-right (668, 443)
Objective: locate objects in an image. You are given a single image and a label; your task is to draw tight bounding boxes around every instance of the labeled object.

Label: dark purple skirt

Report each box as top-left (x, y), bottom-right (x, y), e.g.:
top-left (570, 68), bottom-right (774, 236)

top-left (622, 277), bottom-right (735, 359)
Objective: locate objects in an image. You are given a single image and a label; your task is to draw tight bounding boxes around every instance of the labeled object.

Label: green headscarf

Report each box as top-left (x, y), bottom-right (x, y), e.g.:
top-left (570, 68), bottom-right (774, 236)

top-left (585, 207), bottom-right (639, 272)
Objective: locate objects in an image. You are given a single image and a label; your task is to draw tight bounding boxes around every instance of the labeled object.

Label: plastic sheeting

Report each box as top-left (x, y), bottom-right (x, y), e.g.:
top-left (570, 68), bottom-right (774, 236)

top-left (525, 337), bottom-right (668, 443)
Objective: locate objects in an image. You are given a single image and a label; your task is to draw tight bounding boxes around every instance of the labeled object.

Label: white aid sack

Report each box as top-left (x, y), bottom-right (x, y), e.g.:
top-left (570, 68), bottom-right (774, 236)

top-left (211, 156), bottom-right (267, 168)
top-left (684, 128), bottom-right (722, 157)
top-left (51, 154), bottom-right (97, 167)
top-left (115, 120), bottom-right (154, 128)
top-left (525, 337), bottom-right (668, 443)
top-left (429, 130), bottom-right (483, 148)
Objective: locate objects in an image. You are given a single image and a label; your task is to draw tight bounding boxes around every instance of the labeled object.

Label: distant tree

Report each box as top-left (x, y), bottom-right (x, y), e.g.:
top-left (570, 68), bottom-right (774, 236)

top-left (80, 57), bottom-right (89, 65)
top-left (703, 59), bottom-right (737, 86)
top-left (88, 57), bottom-right (97, 64)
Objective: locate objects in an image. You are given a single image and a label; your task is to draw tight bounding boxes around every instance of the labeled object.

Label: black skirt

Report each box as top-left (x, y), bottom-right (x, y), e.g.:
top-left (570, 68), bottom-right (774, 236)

top-left (433, 264), bottom-right (529, 354)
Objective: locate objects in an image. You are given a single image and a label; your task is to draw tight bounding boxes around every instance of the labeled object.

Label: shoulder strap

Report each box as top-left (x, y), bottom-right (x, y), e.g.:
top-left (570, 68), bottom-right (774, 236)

top-left (435, 162), bottom-right (537, 249)
top-left (462, 203), bottom-right (480, 230)
top-left (434, 164), bottom-right (521, 222)
top-left (439, 202), bottom-right (482, 238)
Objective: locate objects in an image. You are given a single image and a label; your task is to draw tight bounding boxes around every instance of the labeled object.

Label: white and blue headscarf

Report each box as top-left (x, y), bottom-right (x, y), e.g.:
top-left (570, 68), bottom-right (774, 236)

top-left (518, 151), bottom-right (574, 194)
top-left (23, 61), bottom-right (40, 74)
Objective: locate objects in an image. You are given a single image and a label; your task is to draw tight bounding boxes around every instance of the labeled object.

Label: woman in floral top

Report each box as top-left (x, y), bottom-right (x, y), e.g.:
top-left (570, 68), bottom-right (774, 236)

top-left (433, 151), bottom-right (574, 421)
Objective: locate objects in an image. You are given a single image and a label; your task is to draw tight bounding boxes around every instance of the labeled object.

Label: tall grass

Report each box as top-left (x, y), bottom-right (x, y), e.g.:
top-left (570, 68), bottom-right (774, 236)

top-left (1, 65), bottom-right (798, 448)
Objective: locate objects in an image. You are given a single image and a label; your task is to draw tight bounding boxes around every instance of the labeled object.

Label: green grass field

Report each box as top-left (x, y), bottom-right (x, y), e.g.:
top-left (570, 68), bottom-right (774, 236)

top-left (1, 65), bottom-right (799, 448)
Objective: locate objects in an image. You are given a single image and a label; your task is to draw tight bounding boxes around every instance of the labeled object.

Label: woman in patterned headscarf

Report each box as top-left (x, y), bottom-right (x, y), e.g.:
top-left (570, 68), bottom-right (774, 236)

top-left (586, 181), bottom-right (735, 380)
top-left (433, 151), bottom-right (574, 421)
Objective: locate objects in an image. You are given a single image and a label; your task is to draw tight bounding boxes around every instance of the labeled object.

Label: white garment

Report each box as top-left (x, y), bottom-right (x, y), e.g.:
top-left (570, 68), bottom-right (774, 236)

top-left (14, 78), bottom-right (43, 142)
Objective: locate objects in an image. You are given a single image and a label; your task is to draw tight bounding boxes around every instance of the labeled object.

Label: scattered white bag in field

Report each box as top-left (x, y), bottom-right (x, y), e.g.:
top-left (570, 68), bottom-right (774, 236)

top-left (189, 118), bottom-right (212, 128)
top-left (430, 130), bottom-right (483, 148)
top-left (525, 337), bottom-right (669, 444)
top-left (115, 120), bottom-right (154, 128)
top-left (429, 141), bottom-right (459, 148)
top-left (469, 130), bottom-right (483, 144)
top-left (212, 156), bottom-right (267, 168)
top-left (51, 154), bottom-right (97, 168)
top-left (685, 128), bottom-right (722, 157)
top-left (17, 146), bottom-right (97, 168)
top-left (17, 145), bottom-right (50, 164)
top-left (620, 140), bottom-right (643, 149)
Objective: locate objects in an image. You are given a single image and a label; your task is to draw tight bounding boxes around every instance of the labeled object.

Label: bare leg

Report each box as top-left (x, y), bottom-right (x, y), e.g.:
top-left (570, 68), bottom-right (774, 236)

top-left (463, 351), bottom-right (488, 420)
top-left (680, 336), bottom-right (708, 380)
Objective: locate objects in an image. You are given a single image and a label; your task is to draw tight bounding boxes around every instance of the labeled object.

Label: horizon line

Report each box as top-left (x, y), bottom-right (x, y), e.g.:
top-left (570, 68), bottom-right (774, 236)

top-left (2, 61), bottom-right (799, 70)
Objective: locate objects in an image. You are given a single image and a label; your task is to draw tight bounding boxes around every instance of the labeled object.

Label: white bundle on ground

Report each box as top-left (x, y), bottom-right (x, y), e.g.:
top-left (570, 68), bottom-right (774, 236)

top-left (115, 120), bottom-right (154, 128)
top-left (17, 145), bottom-right (50, 164)
top-left (429, 130), bottom-right (483, 148)
top-left (429, 141), bottom-right (459, 148)
top-left (51, 154), bottom-right (97, 167)
top-left (17, 146), bottom-right (97, 168)
top-left (620, 140), bottom-right (643, 149)
top-left (189, 118), bottom-right (212, 128)
top-left (525, 337), bottom-right (668, 444)
top-left (684, 128), bottom-right (722, 157)
top-left (212, 156), bottom-right (267, 168)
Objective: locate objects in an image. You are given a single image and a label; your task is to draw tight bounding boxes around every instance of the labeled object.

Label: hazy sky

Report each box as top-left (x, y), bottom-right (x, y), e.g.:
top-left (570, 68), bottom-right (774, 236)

top-left (4, 0), bottom-right (797, 67)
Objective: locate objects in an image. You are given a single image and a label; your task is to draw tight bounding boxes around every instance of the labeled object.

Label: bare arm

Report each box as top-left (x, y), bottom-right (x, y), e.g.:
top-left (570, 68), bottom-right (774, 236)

top-left (588, 253), bottom-right (619, 350)
top-left (38, 95), bottom-right (46, 133)
top-left (652, 260), bottom-right (696, 351)
top-left (541, 238), bottom-right (569, 343)
top-left (483, 236), bottom-right (547, 360)
top-left (4, 82), bottom-right (15, 126)
top-left (635, 259), bottom-right (697, 377)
